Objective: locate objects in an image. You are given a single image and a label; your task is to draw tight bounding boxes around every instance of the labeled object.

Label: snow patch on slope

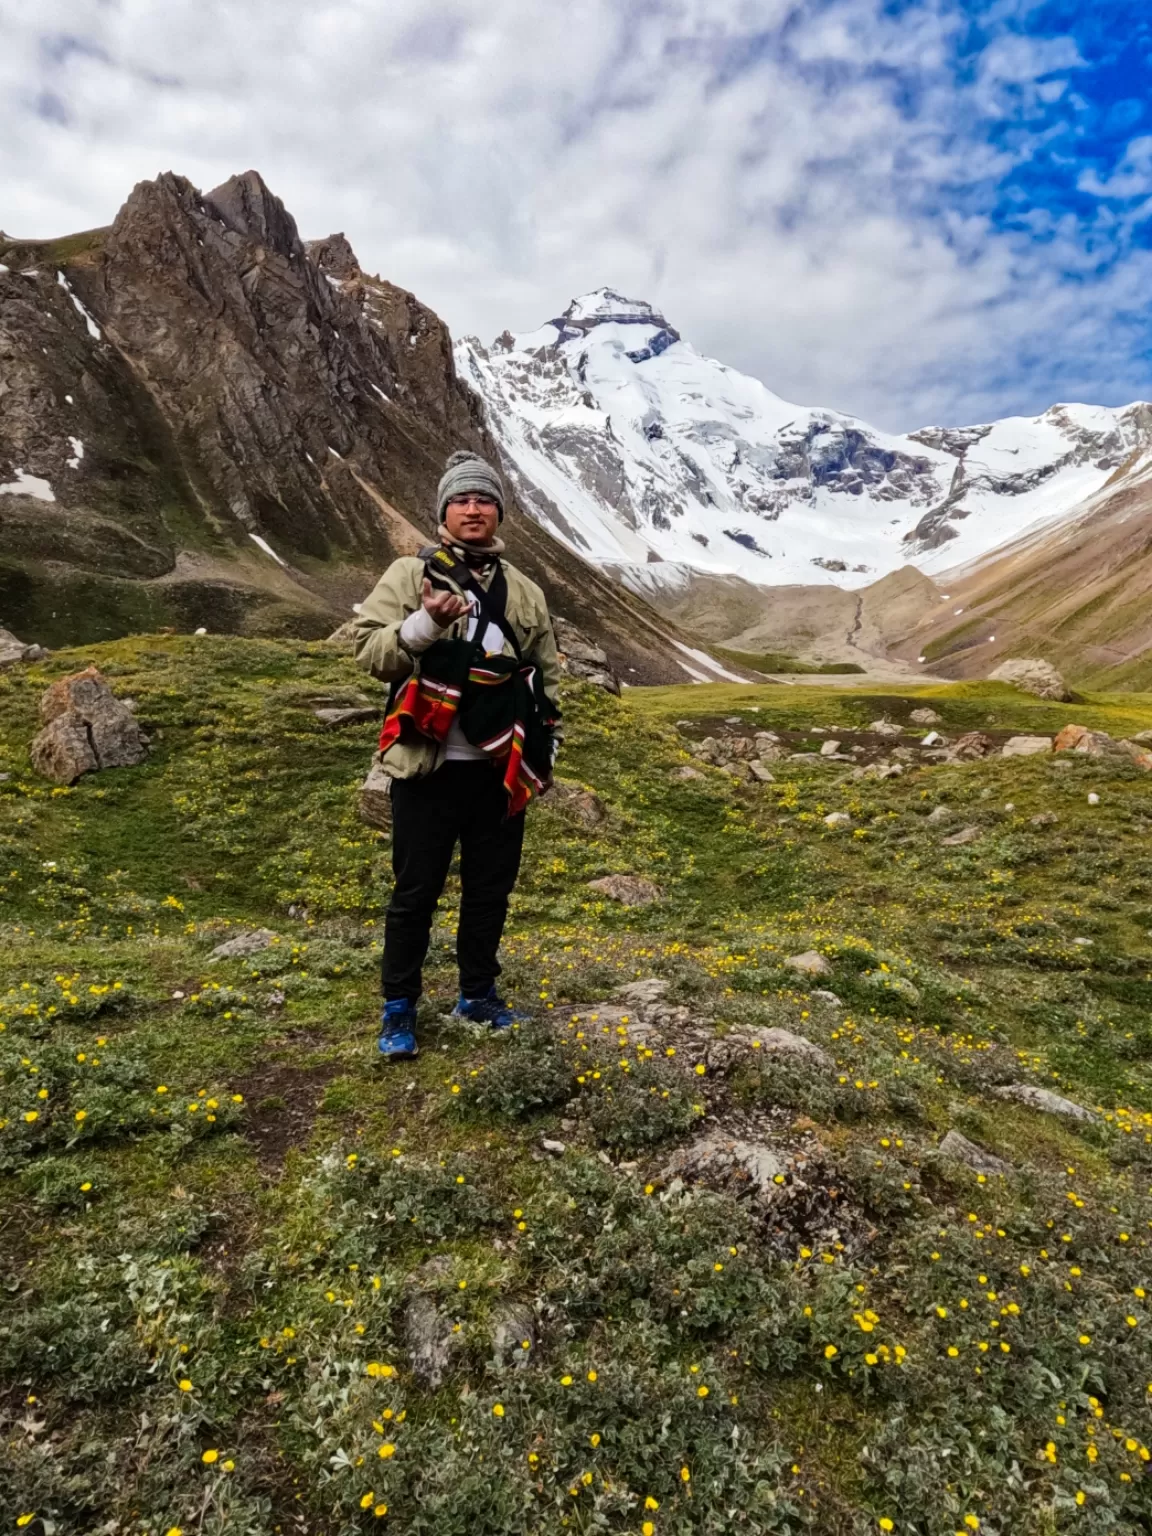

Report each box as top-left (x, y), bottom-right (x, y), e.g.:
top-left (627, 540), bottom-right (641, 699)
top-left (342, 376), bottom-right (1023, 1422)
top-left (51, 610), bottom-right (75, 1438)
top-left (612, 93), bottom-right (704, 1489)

top-left (0, 469), bottom-right (55, 502)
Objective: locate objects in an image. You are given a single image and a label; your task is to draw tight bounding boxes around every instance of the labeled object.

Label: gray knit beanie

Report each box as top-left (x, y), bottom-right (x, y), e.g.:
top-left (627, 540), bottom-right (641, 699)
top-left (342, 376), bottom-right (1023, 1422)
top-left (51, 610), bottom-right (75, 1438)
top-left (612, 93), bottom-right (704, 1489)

top-left (437, 450), bottom-right (505, 522)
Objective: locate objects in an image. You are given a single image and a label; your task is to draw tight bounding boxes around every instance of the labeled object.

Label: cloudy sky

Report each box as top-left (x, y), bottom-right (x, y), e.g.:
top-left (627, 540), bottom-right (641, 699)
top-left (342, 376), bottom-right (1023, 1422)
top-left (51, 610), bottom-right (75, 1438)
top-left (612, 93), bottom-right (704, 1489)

top-left (4, 0), bottom-right (1151, 430)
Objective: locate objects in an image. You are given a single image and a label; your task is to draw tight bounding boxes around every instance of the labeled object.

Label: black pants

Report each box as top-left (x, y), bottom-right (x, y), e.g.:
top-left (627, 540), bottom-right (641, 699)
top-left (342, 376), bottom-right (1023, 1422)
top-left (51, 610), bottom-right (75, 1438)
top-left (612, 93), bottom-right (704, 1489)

top-left (383, 761), bottom-right (526, 1002)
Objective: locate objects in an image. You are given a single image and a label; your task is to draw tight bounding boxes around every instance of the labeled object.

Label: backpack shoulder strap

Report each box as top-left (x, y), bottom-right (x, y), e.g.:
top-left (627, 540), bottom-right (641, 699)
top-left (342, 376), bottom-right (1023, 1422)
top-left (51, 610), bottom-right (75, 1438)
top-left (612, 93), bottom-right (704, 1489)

top-left (419, 545), bottom-right (523, 663)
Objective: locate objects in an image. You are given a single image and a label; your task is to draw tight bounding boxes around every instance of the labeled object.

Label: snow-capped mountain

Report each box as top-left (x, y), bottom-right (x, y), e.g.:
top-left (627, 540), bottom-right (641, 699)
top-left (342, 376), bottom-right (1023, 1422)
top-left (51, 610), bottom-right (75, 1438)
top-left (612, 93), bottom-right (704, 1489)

top-left (457, 288), bottom-right (1152, 591)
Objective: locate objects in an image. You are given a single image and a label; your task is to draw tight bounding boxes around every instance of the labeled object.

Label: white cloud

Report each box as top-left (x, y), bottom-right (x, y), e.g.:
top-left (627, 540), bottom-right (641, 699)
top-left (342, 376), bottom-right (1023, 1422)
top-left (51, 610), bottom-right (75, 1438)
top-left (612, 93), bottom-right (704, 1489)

top-left (1, 0), bottom-right (1146, 430)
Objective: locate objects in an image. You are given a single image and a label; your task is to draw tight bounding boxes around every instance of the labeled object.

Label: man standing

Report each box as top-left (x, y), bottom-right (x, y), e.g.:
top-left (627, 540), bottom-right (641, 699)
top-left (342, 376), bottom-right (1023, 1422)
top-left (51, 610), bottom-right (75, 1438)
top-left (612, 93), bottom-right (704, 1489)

top-left (354, 450), bottom-right (561, 1060)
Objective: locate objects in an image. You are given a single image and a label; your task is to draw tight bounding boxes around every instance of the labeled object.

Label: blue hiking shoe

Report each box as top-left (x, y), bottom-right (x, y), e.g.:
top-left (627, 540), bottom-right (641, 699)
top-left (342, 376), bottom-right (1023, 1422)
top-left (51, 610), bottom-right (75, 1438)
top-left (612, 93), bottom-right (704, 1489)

top-left (377, 998), bottom-right (419, 1060)
top-left (451, 986), bottom-right (530, 1032)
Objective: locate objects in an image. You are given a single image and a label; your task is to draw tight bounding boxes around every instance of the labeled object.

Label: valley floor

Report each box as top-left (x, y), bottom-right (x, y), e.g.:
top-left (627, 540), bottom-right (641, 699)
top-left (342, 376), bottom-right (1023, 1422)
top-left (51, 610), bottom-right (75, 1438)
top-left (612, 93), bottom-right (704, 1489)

top-left (1, 640), bottom-right (1151, 1535)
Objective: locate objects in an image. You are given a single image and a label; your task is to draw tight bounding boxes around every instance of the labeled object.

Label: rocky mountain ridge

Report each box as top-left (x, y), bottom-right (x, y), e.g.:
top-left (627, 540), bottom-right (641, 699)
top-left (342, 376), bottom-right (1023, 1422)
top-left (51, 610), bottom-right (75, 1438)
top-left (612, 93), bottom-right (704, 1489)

top-left (458, 289), bottom-right (1152, 591)
top-left (0, 174), bottom-right (708, 683)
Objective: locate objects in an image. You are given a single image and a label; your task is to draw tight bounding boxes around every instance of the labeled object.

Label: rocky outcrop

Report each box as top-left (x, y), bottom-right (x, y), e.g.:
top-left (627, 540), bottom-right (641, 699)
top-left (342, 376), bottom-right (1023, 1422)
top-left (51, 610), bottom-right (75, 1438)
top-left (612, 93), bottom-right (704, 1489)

top-left (30, 667), bottom-right (149, 783)
top-left (989, 658), bottom-right (1071, 701)
top-left (0, 172), bottom-right (691, 679)
top-left (553, 617), bottom-right (620, 694)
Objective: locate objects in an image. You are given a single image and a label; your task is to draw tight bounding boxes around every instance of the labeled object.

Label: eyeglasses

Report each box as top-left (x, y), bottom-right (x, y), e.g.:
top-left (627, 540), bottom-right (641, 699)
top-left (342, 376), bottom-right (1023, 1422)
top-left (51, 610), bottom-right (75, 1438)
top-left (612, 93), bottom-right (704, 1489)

top-left (446, 494), bottom-right (498, 509)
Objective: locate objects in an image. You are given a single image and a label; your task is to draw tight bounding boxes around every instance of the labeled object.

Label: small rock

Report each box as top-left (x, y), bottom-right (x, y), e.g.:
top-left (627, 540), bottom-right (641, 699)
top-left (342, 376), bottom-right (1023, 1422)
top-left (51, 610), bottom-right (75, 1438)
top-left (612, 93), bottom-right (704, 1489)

top-left (823, 811), bottom-right (852, 828)
top-left (909, 707), bottom-right (942, 725)
top-left (811, 989), bottom-right (842, 1007)
top-left (587, 874), bottom-right (661, 907)
top-left (541, 1138), bottom-right (566, 1155)
top-left (747, 760), bottom-right (776, 783)
top-left (547, 780), bottom-right (607, 827)
top-left (615, 977), bottom-right (670, 1009)
top-left (784, 950), bottom-right (832, 978)
top-left (869, 720), bottom-right (903, 736)
top-left (313, 706), bottom-right (378, 728)
top-left (989, 658), bottom-right (1070, 701)
top-left (921, 730), bottom-right (946, 747)
top-left (661, 1134), bottom-right (787, 1200)
top-left (947, 731), bottom-right (995, 761)
top-left (359, 760), bottom-right (393, 831)
top-left (1132, 729), bottom-right (1152, 744)
top-left (1001, 735), bottom-right (1052, 757)
top-left (0, 627), bottom-right (45, 667)
top-left (404, 1294), bottom-right (458, 1388)
top-left (819, 739), bottom-right (841, 757)
top-left (1030, 811), bottom-right (1059, 826)
top-left (941, 825), bottom-right (982, 846)
top-left (748, 1026), bottom-right (834, 1070)
top-left (1072, 937), bottom-right (1093, 947)
top-left (992, 1084), bottom-right (1098, 1122)
top-left (193, 626), bottom-right (208, 636)
top-left (491, 1302), bottom-right (537, 1370)
top-left (938, 1130), bottom-right (1012, 1176)
top-left (1087, 792), bottom-right (1100, 806)
top-left (926, 805), bottom-right (952, 823)
top-left (209, 928), bottom-right (278, 961)
top-left (672, 764), bottom-right (704, 781)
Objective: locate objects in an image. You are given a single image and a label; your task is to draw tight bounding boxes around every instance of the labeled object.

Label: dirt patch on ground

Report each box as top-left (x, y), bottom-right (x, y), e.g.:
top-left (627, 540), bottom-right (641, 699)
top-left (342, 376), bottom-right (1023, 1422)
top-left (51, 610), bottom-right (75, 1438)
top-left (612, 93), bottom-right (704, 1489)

top-left (233, 1062), bottom-right (338, 1170)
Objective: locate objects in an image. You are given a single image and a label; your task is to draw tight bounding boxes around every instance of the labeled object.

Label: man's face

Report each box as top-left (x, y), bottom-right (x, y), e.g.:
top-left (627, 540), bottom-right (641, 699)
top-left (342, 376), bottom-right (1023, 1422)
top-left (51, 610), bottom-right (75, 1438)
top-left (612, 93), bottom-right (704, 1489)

top-left (443, 493), bottom-right (500, 543)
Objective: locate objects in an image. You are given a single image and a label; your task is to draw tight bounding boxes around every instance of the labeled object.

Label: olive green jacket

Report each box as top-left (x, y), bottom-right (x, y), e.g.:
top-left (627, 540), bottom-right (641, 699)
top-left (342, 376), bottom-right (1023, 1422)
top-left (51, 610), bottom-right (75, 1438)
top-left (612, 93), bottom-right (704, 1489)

top-left (353, 554), bottom-right (562, 781)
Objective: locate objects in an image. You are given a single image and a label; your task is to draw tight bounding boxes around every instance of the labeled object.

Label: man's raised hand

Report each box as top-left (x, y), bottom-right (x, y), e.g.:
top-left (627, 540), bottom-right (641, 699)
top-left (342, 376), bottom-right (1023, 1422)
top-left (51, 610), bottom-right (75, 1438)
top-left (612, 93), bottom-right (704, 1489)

top-left (421, 577), bottom-right (471, 628)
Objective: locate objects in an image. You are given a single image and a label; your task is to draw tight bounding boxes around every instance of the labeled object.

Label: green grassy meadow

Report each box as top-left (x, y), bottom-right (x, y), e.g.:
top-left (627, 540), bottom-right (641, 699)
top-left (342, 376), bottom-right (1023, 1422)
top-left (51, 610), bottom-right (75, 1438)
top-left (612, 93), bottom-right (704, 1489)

top-left (2, 637), bottom-right (1151, 1535)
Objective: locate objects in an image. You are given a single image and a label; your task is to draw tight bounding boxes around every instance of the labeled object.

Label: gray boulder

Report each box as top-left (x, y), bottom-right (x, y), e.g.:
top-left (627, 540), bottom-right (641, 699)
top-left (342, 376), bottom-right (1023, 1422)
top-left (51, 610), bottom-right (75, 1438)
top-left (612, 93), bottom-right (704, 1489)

top-left (0, 627), bottom-right (46, 667)
top-left (661, 1134), bottom-right (786, 1200)
top-left (209, 928), bottom-right (278, 961)
top-left (941, 825), bottom-right (982, 846)
top-left (989, 658), bottom-right (1070, 701)
top-left (938, 1130), bottom-right (1012, 1175)
top-left (30, 667), bottom-right (149, 784)
top-left (785, 950), bottom-right (832, 977)
top-left (1001, 735), bottom-right (1052, 757)
top-left (992, 1083), bottom-right (1098, 1122)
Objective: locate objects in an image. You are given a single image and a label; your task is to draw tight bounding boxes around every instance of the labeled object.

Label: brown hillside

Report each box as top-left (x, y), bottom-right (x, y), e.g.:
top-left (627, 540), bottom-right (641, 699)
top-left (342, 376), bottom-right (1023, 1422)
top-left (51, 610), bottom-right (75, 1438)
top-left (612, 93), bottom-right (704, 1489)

top-left (892, 459), bottom-right (1152, 688)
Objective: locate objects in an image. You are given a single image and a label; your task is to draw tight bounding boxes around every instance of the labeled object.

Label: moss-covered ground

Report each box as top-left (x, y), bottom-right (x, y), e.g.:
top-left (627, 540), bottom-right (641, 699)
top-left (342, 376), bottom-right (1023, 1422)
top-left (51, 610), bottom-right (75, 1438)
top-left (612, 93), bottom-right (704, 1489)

top-left (1, 637), bottom-right (1151, 1535)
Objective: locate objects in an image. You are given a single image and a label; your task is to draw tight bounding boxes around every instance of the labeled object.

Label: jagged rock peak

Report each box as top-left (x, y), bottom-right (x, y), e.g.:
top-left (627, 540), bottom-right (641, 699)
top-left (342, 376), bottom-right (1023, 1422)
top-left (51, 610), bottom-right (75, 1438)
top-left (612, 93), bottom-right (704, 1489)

top-left (202, 169), bottom-right (304, 260)
top-left (556, 287), bottom-right (677, 336)
top-left (306, 232), bottom-right (361, 279)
